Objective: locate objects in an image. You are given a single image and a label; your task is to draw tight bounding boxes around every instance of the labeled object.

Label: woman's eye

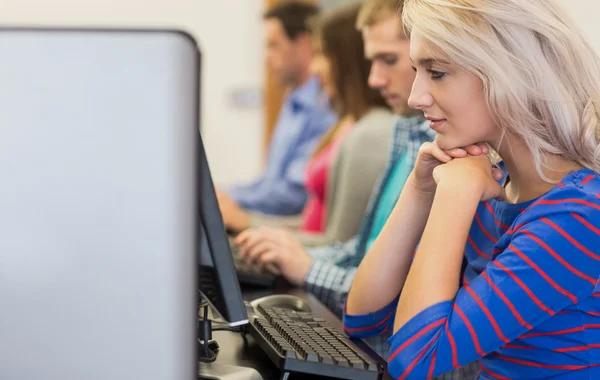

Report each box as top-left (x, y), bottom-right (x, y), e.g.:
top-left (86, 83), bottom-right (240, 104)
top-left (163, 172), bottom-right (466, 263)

top-left (428, 69), bottom-right (447, 80)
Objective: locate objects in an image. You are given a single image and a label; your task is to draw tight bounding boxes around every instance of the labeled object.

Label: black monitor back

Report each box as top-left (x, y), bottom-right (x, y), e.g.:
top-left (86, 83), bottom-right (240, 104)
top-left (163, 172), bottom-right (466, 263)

top-left (198, 134), bottom-right (248, 326)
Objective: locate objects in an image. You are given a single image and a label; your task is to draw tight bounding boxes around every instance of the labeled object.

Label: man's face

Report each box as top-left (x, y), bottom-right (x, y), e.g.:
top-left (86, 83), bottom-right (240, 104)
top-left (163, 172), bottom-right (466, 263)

top-left (363, 16), bottom-right (416, 115)
top-left (265, 19), bottom-right (302, 86)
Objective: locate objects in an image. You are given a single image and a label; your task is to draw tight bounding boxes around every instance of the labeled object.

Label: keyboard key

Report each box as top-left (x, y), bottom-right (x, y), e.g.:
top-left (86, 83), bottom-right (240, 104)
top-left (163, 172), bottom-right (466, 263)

top-left (282, 349), bottom-right (297, 359)
top-left (349, 359), bottom-right (366, 370)
top-left (364, 361), bottom-right (378, 371)
top-left (333, 355), bottom-right (347, 362)
top-left (321, 356), bottom-right (335, 365)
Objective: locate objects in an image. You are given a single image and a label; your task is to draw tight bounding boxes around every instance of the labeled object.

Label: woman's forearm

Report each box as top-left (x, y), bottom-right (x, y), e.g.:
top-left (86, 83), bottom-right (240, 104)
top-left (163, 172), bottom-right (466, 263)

top-left (393, 180), bottom-right (480, 331)
top-left (346, 174), bottom-right (435, 315)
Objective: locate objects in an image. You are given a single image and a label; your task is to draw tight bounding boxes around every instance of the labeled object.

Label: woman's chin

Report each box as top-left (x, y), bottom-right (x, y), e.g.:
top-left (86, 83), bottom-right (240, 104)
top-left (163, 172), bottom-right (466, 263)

top-left (435, 136), bottom-right (460, 151)
top-left (436, 135), bottom-right (482, 152)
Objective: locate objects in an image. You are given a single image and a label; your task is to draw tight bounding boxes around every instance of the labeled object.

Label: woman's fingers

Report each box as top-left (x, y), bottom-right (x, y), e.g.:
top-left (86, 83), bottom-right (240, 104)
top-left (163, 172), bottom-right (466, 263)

top-left (477, 142), bottom-right (489, 154)
top-left (419, 141), bottom-right (473, 162)
top-left (430, 143), bottom-right (455, 162)
top-left (444, 148), bottom-right (468, 158)
top-left (464, 145), bottom-right (482, 156)
top-left (462, 143), bottom-right (490, 156)
top-left (443, 143), bottom-right (490, 157)
top-left (492, 167), bottom-right (505, 181)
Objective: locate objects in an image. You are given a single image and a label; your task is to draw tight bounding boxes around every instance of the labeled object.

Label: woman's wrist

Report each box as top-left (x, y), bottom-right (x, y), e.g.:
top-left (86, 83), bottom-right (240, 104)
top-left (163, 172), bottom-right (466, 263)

top-left (406, 173), bottom-right (437, 203)
top-left (435, 174), bottom-right (485, 203)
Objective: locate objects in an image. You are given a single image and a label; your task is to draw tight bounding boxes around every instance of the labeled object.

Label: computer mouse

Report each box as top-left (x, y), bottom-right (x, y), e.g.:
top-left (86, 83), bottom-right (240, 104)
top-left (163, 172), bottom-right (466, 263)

top-left (249, 294), bottom-right (312, 313)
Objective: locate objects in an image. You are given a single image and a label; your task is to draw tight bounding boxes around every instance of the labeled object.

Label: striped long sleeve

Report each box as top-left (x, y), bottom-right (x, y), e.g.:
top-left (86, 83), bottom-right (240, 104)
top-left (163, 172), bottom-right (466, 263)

top-left (344, 172), bottom-right (600, 379)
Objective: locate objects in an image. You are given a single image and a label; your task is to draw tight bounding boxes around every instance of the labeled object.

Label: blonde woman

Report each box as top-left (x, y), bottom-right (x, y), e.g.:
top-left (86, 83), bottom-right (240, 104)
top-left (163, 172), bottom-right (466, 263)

top-left (344, 0), bottom-right (600, 379)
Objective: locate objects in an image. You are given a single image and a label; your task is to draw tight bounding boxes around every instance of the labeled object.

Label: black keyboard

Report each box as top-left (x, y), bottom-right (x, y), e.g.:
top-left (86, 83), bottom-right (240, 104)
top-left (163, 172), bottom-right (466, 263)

top-left (247, 304), bottom-right (383, 380)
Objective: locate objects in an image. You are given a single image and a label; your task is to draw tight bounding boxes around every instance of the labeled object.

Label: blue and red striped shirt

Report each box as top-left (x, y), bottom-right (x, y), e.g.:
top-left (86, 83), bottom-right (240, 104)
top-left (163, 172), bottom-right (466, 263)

top-left (344, 168), bottom-right (600, 379)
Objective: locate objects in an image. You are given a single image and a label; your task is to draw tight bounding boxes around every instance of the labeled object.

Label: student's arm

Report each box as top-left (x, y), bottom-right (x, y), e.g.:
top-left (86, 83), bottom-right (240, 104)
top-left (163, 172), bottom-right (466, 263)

top-left (230, 107), bottom-right (336, 216)
top-left (340, 177), bottom-right (465, 341)
top-left (227, 177), bottom-right (263, 201)
top-left (345, 143), bottom-right (491, 316)
top-left (229, 173), bottom-right (307, 216)
top-left (344, 173), bottom-right (434, 315)
top-left (383, 188), bottom-right (600, 379)
top-left (227, 172), bottom-right (306, 216)
top-left (343, 296), bottom-right (400, 339)
top-left (231, 132), bottom-right (318, 216)
top-left (392, 177), bottom-right (479, 330)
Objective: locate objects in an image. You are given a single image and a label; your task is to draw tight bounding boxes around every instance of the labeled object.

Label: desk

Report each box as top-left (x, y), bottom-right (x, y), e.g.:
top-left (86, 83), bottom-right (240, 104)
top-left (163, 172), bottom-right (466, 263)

top-left (206, 282), bottom-right (391, 380)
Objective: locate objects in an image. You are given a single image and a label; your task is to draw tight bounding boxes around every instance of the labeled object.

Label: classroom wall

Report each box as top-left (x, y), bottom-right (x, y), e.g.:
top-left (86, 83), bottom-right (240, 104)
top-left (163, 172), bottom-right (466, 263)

top-left (0, 0), bottom-right (265, 186)
top-left (0, 0), bottom-right (598, 187)
top-left (562, 1), bottom-right (600, 53)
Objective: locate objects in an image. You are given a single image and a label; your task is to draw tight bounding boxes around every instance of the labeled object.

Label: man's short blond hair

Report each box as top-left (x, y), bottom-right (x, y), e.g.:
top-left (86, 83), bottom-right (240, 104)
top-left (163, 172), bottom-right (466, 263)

top-left (356, 0), bottom-right (404, 30)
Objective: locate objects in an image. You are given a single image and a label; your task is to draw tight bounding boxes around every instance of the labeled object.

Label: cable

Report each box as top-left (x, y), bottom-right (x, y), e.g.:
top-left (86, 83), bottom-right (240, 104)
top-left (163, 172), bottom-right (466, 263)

top-left (198, 301), bottom-right (236, 331)
top-left (211, 326), bottom-right (242, 333)
top-left (198, 304), bottom-right (218, 363)
top-left (198, 343), bottom-right (216, 363)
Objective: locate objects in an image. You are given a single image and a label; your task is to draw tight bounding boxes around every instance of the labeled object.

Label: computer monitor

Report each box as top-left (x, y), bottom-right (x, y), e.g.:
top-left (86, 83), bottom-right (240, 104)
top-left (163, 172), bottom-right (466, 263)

top-left (198, 137), bottom-right (248, 326)
top-left (0, 28), bottom-right (199, 380)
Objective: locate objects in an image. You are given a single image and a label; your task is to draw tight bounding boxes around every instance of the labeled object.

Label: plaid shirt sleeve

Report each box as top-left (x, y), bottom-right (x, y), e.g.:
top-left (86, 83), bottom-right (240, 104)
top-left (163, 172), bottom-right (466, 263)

top-left (304, 236), bottom-right (360, 316)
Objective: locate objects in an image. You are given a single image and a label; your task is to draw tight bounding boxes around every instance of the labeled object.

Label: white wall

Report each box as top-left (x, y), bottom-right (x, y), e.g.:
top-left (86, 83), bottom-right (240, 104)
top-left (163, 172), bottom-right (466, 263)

top-left (0, 0), bottom-right (265, 186)
top-left (563, 0), bottom-right (600, 53)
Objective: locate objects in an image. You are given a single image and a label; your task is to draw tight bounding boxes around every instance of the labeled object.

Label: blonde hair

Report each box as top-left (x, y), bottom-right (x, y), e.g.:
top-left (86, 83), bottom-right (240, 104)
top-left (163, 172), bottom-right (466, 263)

top-left (402, 0), bottom-right (600, 177)
top-left (356, 0), bottom-right (404, 31)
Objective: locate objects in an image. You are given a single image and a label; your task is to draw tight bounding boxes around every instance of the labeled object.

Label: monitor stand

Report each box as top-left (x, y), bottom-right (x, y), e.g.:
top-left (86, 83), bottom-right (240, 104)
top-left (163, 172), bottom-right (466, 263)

top-left (199, 363), bottom-right (263, 380)
top-left (198, 298), bottom-right (263, 380)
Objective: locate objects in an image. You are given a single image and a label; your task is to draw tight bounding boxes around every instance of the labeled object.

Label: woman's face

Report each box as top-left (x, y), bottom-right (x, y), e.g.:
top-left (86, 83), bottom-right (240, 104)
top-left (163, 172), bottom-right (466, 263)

top-left (408, 31), bottom-right (500, 150)
top-left (310, 38), bottom-right (336, 98)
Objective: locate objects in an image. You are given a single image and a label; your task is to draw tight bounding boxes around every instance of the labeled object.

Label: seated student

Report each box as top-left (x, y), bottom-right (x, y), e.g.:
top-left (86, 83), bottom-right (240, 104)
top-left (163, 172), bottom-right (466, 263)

top-left (344, 0), bottom-right (600, 379)
top-left (301, 4), bottom-right (392, 235)
top-left (247, 4), bottom-right (394, 246)
top-left (218, 2), bottom-right (336, 233)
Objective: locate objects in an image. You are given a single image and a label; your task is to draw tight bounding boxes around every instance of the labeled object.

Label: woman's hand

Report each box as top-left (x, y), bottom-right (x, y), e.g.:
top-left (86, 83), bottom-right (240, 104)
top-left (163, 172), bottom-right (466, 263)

top-left (433, 155), bottom-right (505, 201)
top-left (410, 141), bottom-right (490, 197)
